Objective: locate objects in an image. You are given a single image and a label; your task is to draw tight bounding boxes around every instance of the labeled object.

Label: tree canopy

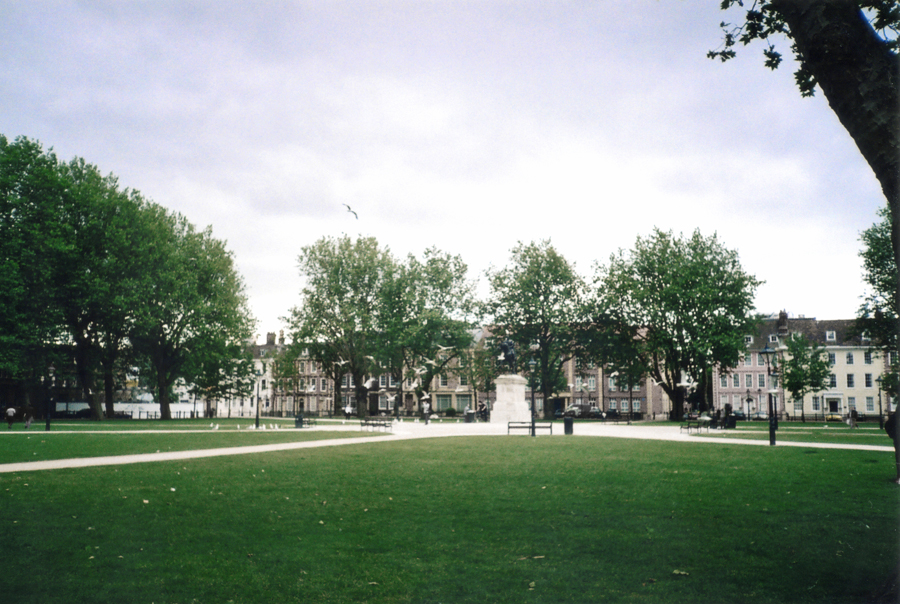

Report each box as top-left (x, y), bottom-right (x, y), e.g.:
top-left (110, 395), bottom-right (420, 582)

top-left (778, 332), bottom-right (831, 419)
top-left (594, 228), bottom-right (762, 419)
top-left (711, 0), bottom-right (900, 365)
top-left (485, 240), bottom-right (594, 419)
top-left (0, 135), bottom-right (255, 419)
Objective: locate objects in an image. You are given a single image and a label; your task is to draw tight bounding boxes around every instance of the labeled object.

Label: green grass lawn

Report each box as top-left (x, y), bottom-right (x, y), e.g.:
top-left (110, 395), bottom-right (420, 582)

top-left (0, 430), bottom-right (372, 464)
top-left (2, 435), bottom-right (898, 604)
top-left (700, 422), bottom-right (895, 446)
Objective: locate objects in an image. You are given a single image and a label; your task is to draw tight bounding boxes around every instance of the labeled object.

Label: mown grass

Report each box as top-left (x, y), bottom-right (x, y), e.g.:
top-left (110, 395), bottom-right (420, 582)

top-left (701, 422), bottom-right (894, 446)
top-left (2, 435), bottom-right (898, 603)
top-left (0, 430), bottom-right (374, 464)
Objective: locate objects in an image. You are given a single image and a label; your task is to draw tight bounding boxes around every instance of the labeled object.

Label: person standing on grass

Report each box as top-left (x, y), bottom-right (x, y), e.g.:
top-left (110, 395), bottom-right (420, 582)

top-left (423, 400), bottom-right (431, 425)
top-left (885, 411), bottom-right (900, 484)
top-left (6, 406), bottom-right (15, 429)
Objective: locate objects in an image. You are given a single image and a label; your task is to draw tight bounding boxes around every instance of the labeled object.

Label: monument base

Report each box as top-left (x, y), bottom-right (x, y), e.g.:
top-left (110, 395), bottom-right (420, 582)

top-left (491, 374), bottom-right (531, 424)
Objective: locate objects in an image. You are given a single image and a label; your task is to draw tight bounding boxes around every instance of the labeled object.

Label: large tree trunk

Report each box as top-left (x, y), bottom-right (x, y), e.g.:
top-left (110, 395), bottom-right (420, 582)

top-left (772, 0), bottom-right (900, 366)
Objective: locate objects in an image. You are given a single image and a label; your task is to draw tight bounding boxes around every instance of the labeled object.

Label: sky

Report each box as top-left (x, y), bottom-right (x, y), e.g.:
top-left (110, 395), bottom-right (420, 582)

top-left (1, 1), bottom-right (885, 342)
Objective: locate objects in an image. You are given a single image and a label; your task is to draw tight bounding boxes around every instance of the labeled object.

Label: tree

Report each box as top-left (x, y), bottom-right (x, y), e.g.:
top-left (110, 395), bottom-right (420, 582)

top-left (377, 248), bottom-right (477, 416)
top-left (0, 136), bottom-right (68, 394)
top-left (857, 207), bottom-right (897, 347)
top-left (185, 338), bottom-right (255, 418)
top-left (710, 0), bottom-right (900, 378)
top-left (485, 240), bottom-right (594, 419)
top-left (595, 228), bottom-right (762, 420)
top-left (287, 236), bottom-right (394, 417)
top-left (779, 333), bottom-right (831, 421)
top-left (131, 208), bottom-right (254, 420)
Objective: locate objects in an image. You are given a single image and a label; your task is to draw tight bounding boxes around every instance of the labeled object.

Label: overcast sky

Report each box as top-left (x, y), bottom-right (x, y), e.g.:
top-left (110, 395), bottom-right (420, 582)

top-left (2, 1), bottom-right (885, 341)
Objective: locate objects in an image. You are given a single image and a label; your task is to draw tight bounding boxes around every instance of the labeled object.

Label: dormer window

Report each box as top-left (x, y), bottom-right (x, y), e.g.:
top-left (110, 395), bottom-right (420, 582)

top-left (826, 331), bottom-right (836, 341)
top-left (768, 335), bottom-right (778, 343)
top-left (744, 336), bottom-right (754, 345)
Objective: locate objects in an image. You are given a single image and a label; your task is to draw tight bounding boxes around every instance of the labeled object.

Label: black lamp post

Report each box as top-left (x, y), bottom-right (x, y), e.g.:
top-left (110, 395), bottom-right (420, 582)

top-left (255, 368), bottom-right (261, 429)
top-left (745, 388), bottom-right (752, 419)
top-left (45, 363), bottom-right (55, 431)
top-left (759, 344), bottom-right (780, 446)
top-left (876, 375), bottom-right (884, 429)
top-left (528, 358), bottom-right (537, 437)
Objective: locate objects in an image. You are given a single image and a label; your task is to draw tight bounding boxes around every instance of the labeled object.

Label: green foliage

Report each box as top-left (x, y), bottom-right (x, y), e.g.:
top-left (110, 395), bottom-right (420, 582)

top-left (288, 236), bottom-right (395, 415)
top-left (288, 237), bottom-right (477, 416)
top-left (0, 134), bottom-right (254, 419)
top-left (857, 206), bottom-right (897, 345)
top-left (595, 228), bottom-right (762, 419)
top-left (778, 333), bottom-right (831, 408)
top-left (485, 240), bottom-right (594, 419)
top-left (710, 1), bottom-right (899, 97)
top-left (130, 210), bottom-right (255, 419)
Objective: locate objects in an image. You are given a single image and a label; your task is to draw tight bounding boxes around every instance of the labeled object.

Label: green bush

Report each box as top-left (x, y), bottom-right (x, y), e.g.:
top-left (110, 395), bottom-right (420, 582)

top-left (444, 407), bottom-right (457, 417)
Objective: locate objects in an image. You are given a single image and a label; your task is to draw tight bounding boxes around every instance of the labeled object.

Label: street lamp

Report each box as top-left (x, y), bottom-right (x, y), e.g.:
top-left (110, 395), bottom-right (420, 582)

top-left (876, 375), bottom-right (884, 429)
top-left (45, 363), bottom-right (55, 431)
top-left (255, 367), bottom-right (262, 429)
top-left (528, 358), bottom-right (537, 437)
top-left (745, 388), bottom-right (752, 420)
top-left (759, 344), bottom-right (780, 446)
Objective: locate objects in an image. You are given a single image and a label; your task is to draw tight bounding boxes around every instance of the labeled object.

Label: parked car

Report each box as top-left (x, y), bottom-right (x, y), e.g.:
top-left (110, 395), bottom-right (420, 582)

top-left (824, 413), bottom-right (844, 422)
top-left (730, 410), bottom-right (746, 420)
top-left (750, 411), bottom-right (769, 421)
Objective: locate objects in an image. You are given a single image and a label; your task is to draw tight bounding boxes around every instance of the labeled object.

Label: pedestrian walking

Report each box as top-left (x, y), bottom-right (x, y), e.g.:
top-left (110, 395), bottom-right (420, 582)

top-left (6, 406), bottom-right (16, 429)
top-left (423, 400), bottom-right (431, 425)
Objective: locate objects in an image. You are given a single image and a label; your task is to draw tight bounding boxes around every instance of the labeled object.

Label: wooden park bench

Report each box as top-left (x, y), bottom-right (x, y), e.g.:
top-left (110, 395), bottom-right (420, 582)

top-left (360, 418), bottom-right (392, 432)
top-left (508, 421), bottom-right (553, 435)
top-left (295, 416), bottom-right (317, 428)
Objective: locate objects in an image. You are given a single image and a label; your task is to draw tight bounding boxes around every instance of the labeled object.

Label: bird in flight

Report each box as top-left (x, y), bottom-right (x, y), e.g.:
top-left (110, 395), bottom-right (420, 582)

top-left (343, 203), bottom-right (358, 219)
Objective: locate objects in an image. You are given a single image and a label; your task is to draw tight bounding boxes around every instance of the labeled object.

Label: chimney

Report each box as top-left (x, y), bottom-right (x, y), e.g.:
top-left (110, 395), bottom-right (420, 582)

top-left (266, 332), bottom-right (276, 346)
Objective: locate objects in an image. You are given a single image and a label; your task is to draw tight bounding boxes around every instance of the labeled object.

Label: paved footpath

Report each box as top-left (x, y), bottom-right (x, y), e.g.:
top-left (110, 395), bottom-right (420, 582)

top-left (0, 420), bottom-right (892, 474)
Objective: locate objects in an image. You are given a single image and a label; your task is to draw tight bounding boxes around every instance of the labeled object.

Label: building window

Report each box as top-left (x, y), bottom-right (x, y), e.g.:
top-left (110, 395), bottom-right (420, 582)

top-left (588, 376), bottom-right (596, 391)
top-left (745, 336), bottom-right (754, 345)
top-left (380, 375), bottom-right (388, 388)
top-left (720, 375), bottom-right (728, 388)
top-left (846, 352), bottom-right (854, 365)
top-left (440, 374), bottom-right (448, 387)
top-left (826, 330), bottom-right (836, 341)
top-left (866, 396), bottom-right (875, 412)
top-left (744, 355), bottom-right (752, 366)
top-left (733, 375), bottom-right (740, 388)
top-left (456, 394), bottom-right (471, 410)
top-left (793, 399), bottom-right (803, 412)
top-left (758, 374), bottom-right (766, 388)
top-left (609, 400), bottom-right (617, 411)
top-left (321, 378), bottom-right (328, 391)
top-left (865, 351), bottom-right (873, 365)
top-left (609, 377), bottom-right (617, 392)
top-left (828, 352), bottom-right (836, 365)
top-left (812, 396), bottom-right (821, 411)
top-left (435, 394), bottom-right (452, 411)
top-left (720, 395), bottom-right (729, 407)
top-left (848, 397), bottom-right (856, 410)
top-left (745, 374), bottom-right (752, 388)
top-left (459, 374), bottom-right (468, 386)
top-left (865, 374), bottom-right (873, 388)
top-left (769, 335), bottom-right (778, 343)
top-left (757, 354), bottom-right (764, 366)
top-left (829, 374), bottom-right (837, 388)
top-left (847, 374), bottom-right (855, 388)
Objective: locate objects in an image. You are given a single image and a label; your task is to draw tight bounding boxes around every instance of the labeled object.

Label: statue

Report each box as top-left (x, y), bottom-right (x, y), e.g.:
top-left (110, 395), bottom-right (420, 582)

top-left (498, 340), bottom-right (517, 373)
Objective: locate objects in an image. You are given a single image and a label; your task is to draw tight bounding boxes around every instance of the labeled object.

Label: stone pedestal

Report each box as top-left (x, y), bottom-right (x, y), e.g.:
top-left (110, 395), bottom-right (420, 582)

top-left (491, 374), bottom-right (531, 424)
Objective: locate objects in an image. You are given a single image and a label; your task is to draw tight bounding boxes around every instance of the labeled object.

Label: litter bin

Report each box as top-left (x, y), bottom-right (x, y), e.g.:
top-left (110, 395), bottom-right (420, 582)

top-left (725, 416), bottom-right (737, 430)
top-left (465, 410), bottom-right (475, 423)
top-left (564, 416), bottom-right (574, 435)
top-left (295, 415), bottom-right (304, 428)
